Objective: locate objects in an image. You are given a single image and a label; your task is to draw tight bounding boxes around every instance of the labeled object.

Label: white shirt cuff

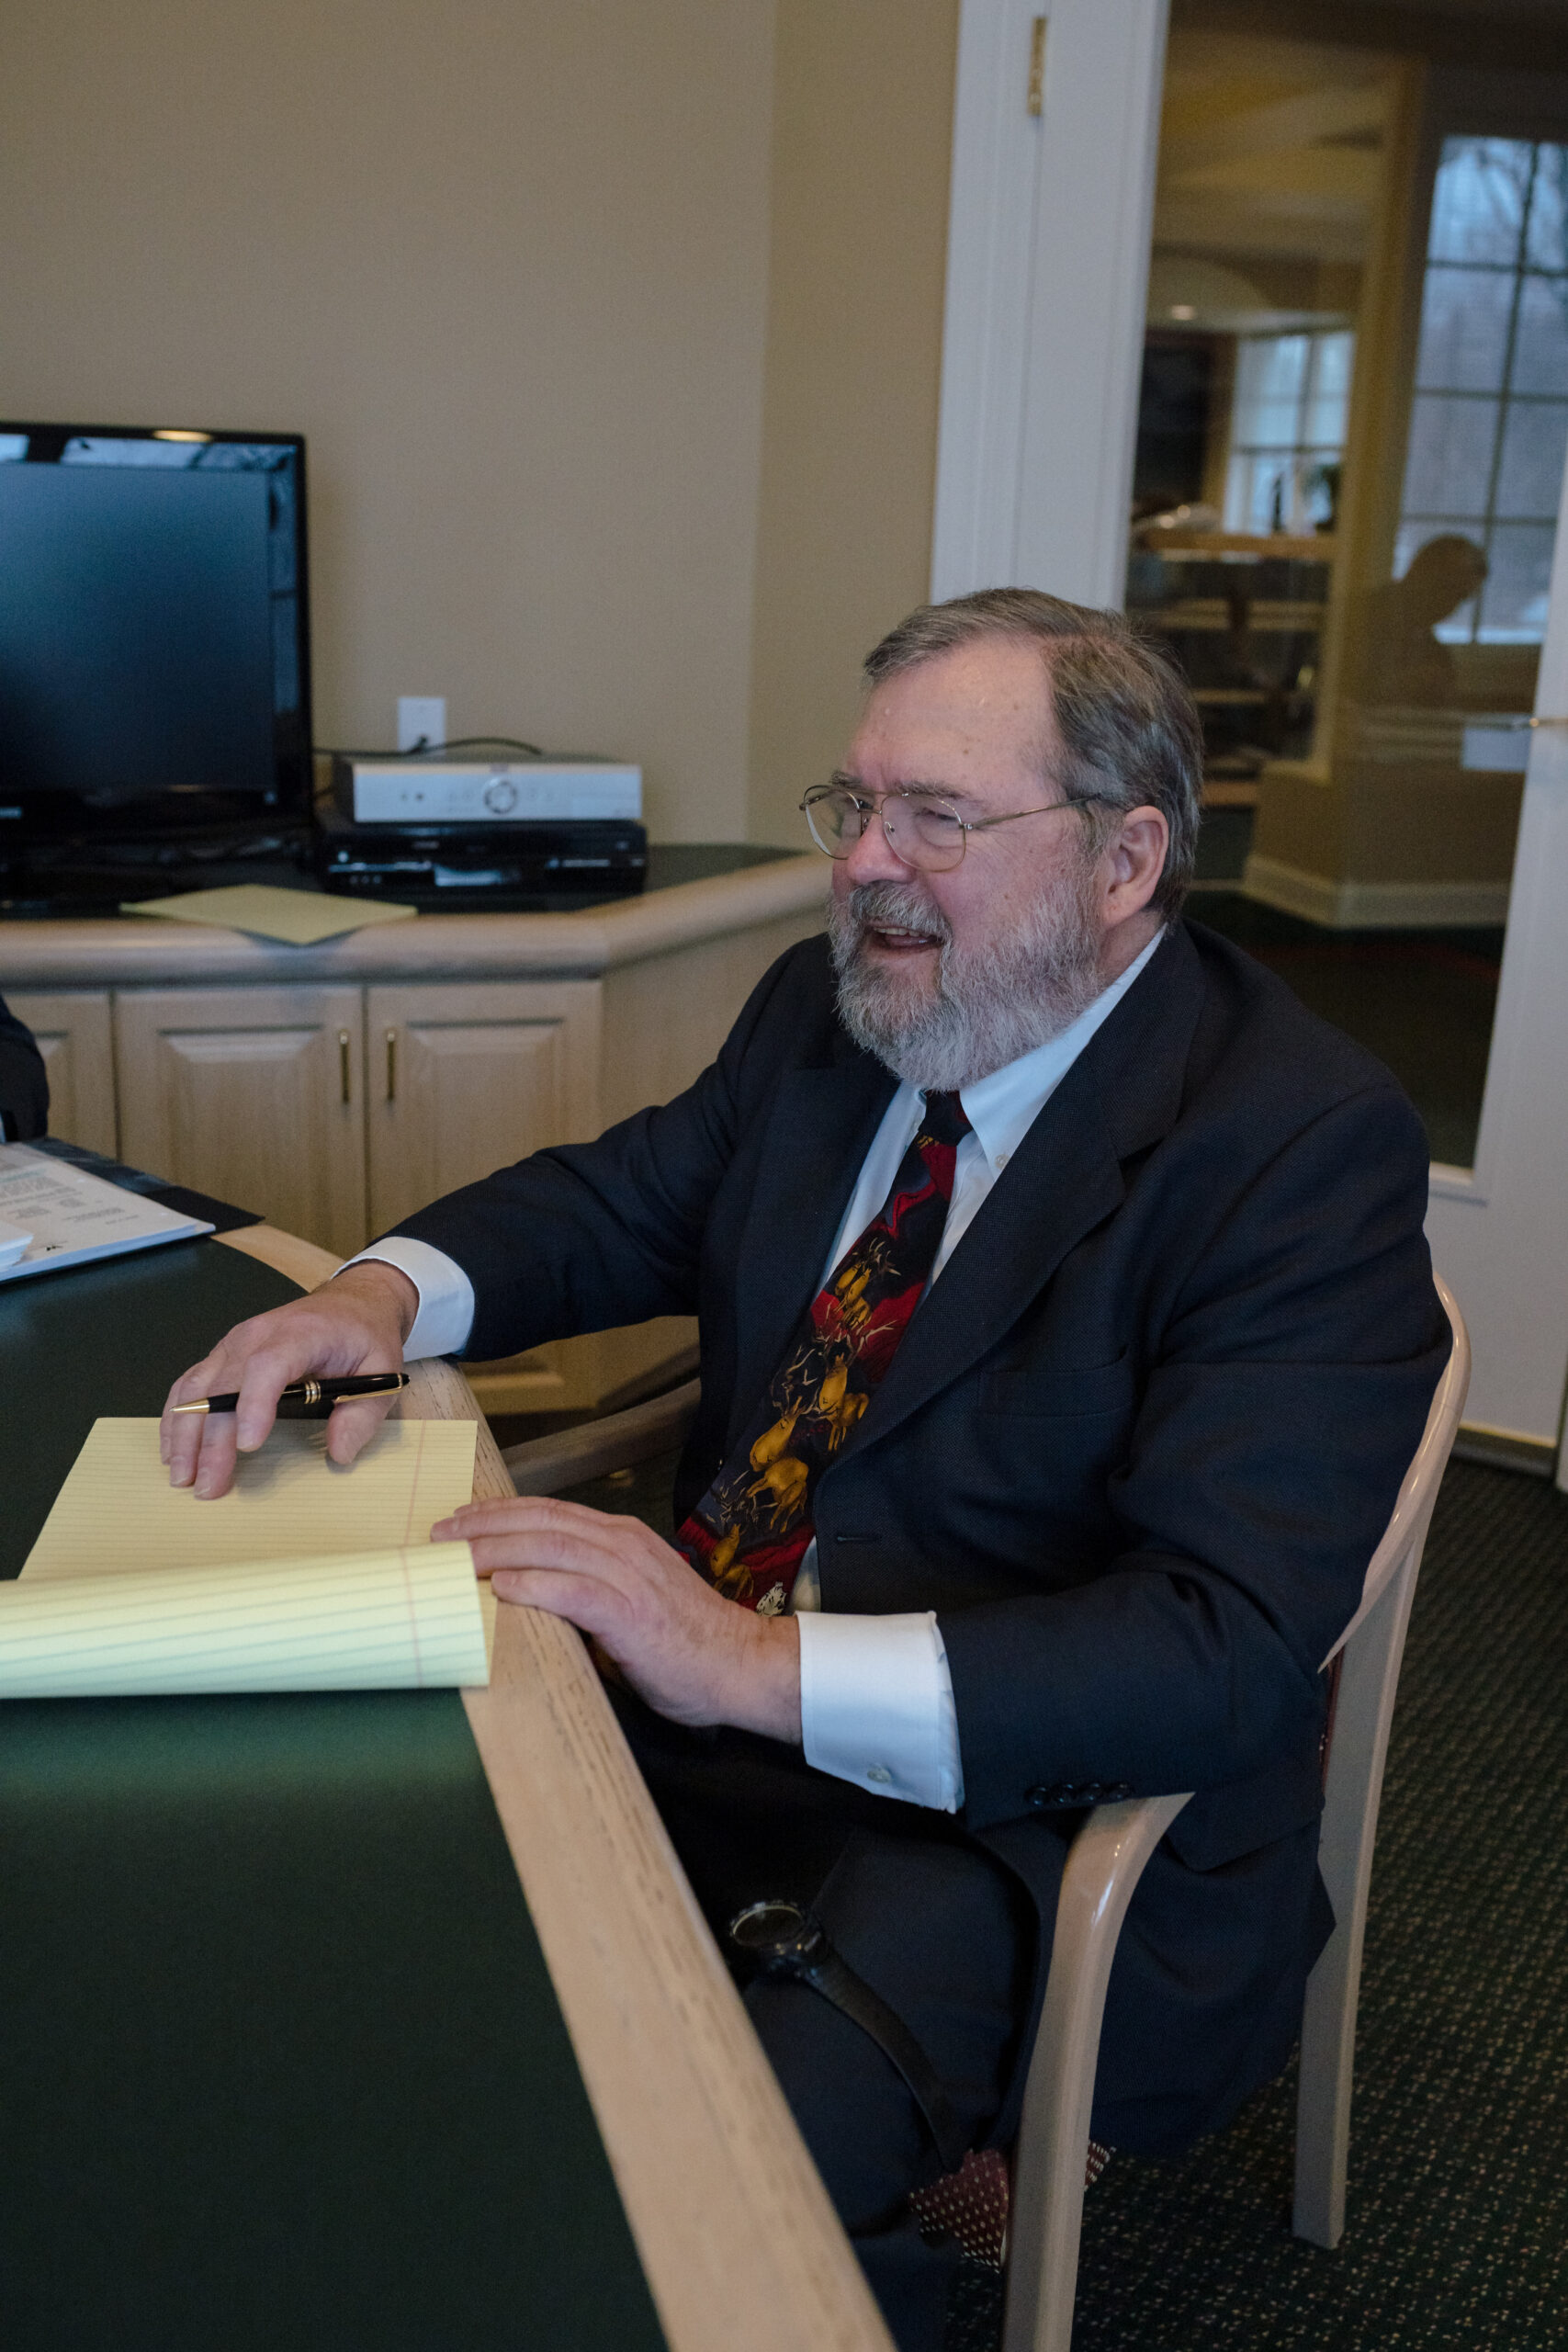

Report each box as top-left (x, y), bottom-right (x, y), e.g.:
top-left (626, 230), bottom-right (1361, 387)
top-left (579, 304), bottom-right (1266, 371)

top-left (340, 1238), bottom-right (477, 1361)
top-left (796, 1611), bottom-right (964, 1813)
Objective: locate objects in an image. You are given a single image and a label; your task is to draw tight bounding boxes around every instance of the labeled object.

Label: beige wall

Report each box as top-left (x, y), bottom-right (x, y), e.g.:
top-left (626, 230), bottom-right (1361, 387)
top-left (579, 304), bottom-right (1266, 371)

top-left (0, 0), bottom-right (776, 842)
top-left (0, 0), bottom-right (958, 849)
top-left (745, 0), bottom-right (959, 846)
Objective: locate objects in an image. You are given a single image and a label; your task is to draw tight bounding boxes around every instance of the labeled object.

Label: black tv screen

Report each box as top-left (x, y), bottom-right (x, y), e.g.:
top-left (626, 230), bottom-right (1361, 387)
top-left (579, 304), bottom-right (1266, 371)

top-left (0, 424), bottom-right (311, 833)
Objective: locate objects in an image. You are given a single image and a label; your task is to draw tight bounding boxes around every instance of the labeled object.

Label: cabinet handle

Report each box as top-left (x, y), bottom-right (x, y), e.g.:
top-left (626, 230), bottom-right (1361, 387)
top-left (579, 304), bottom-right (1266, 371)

top-left (338, 1030), bottom-right (351, 1105)
top-left (385, 1028), bottom-right (398, 1102)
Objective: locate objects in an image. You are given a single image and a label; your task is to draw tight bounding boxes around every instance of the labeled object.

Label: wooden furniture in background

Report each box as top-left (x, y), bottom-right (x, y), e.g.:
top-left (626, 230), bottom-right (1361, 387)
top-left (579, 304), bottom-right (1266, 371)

top-left (3, 855), bottom-right (827, 1414)
top-left (116, 985), bottom-right (370, 1261)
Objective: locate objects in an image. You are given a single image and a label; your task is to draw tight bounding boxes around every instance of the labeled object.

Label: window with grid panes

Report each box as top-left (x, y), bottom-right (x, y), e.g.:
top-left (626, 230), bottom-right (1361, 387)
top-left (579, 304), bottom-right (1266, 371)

top-left (1224, 330), bottom-right (1354, 537)
top-left (1398, 136), bottom-right (1568, 644)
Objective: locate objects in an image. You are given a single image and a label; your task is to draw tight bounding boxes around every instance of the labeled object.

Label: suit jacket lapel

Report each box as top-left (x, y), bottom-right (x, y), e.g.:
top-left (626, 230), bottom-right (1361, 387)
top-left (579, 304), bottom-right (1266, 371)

top-left (861, 1083), bottom-right (1126, 1445)
top-left (728, 1051), bottom-right (897, 1438)
top-left (856, 924), bottom-right (1205, 1450)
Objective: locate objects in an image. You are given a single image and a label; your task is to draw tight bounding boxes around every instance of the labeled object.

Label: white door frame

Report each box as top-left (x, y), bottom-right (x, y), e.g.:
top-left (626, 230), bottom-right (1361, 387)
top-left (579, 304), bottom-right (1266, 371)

top-left (931, 2), bottom-right (1568, 1472)
top-left (1425, 487), bottom-right (1568, 1470)
top-left (931, 0), bottom-right (1170, 607)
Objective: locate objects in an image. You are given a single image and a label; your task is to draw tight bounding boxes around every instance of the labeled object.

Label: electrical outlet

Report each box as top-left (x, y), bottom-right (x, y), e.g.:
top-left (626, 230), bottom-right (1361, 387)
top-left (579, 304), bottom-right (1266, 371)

top-left (397, 695), bottom-right (446, 752)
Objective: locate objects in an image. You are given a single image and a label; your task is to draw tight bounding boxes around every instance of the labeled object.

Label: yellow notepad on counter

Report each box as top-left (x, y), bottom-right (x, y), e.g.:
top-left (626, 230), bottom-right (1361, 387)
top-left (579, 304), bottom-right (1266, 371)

top-left (120, 882), bottom-right (418, 945)
top-left (4, 1416), bottom-right (490, 1699)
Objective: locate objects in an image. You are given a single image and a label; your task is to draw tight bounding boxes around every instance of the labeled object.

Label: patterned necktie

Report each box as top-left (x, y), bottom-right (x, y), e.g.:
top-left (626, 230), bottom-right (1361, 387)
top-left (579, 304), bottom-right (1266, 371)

top-left (678, 1090), bottom-right (972, 1615)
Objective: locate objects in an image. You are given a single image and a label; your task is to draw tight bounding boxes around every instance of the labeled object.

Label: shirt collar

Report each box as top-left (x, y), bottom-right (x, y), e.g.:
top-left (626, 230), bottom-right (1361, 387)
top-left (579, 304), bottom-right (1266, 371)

top-left (958, 925), bottom-right (1166, 1175)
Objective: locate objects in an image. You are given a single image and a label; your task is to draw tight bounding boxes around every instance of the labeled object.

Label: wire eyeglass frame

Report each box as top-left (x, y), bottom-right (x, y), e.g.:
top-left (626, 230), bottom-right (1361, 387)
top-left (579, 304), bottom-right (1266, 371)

top-left (798, 780), bottom-right (1122, 873)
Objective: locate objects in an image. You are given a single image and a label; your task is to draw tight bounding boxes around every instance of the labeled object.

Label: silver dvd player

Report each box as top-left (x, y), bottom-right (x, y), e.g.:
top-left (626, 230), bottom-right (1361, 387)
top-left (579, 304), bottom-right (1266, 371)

top-left (333, 755), bottom-right (642, 826)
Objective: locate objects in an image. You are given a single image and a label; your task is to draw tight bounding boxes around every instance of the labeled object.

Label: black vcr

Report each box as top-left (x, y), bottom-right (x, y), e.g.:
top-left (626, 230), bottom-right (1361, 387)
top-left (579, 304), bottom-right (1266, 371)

top-left (313, 808), bottom-right (648, 906)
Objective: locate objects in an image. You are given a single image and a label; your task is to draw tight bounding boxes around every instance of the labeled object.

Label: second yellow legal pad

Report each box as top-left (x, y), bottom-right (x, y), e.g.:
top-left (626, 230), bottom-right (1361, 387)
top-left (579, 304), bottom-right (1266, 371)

top-left (2, 1416), bottom-right (488, 1699)
top-left (120, 881), bottom-right (418, 944)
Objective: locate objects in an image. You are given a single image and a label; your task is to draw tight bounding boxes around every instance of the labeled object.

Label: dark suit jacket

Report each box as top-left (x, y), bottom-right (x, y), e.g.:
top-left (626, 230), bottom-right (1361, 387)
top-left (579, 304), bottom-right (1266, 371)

top-left (0, 992), bottom-right (48, 1142)
top-left (392, 920), bottom-right (1448, 2151)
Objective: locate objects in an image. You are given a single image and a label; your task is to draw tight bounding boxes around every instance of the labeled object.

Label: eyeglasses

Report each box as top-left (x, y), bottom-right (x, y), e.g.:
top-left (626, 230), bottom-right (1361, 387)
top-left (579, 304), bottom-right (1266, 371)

top-left (798, 782), bottom-right (1119, 874)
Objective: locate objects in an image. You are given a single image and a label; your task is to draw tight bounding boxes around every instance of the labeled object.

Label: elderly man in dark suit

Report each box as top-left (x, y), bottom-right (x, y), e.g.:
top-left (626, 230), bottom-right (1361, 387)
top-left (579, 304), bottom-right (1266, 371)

top-left (166, 591), bottom-right (1446, 2351)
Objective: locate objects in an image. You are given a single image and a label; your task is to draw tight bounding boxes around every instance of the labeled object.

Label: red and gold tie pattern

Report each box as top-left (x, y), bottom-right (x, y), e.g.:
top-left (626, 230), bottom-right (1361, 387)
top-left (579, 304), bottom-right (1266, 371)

top-left (678, 1091), bottom-right (972, 1615)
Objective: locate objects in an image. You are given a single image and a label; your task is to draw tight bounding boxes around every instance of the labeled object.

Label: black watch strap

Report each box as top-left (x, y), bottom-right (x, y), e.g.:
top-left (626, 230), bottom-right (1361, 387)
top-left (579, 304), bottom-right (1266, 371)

top-left (792, 1946), bottom-right (969, 2174)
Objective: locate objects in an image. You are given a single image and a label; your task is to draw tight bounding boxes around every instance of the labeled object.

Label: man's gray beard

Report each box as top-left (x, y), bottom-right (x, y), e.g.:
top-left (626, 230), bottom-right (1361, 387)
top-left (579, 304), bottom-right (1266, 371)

top-left (829, 871), bottom-right (1107, 1091)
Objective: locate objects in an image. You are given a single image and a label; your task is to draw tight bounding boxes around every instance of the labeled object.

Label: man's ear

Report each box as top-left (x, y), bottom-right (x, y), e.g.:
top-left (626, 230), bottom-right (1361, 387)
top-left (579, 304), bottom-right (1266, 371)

top-left (1100, 806), bottom-right (1168, 922)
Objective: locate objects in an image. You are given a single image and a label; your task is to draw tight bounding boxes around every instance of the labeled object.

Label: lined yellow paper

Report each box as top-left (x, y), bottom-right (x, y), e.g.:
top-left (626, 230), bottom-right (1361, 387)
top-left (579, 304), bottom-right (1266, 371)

top-left (7, 1416), bottom-right (489, 1697)
top-left (0, 1544), bottom-right (483, 1697)
top-left (120, 883), bottom-right (418, 945)
top-left (24, 1417), bottom-right (477, 1579)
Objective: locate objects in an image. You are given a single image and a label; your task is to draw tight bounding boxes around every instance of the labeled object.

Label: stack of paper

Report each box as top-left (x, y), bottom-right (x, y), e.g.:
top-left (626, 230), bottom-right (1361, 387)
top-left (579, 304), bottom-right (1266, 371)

top-left (0, 1144), bottom-right (212, 1282)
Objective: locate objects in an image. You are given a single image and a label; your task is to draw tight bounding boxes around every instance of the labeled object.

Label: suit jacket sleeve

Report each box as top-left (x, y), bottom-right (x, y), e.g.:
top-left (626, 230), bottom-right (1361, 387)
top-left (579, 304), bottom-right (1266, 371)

top-left (0, 993), bottom-right (49, 1143)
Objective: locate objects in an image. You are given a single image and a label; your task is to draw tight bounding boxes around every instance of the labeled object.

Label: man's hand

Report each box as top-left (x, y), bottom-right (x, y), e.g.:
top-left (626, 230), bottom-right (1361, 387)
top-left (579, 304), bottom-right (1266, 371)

top-left (161, 1261), bottom-right (420, 1498)
top-left (433, 1495), bottom-right (803, 1742)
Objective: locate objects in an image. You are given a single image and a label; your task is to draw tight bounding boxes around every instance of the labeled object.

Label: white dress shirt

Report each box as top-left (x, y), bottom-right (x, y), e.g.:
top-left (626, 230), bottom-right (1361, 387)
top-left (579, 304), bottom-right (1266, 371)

top-left (350, 927), bottom-right (1165, 1813)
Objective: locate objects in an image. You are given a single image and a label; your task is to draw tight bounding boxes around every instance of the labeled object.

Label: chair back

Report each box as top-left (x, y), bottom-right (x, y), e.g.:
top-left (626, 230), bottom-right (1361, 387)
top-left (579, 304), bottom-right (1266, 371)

top-left (1004, 1275), bottom-right (1471, 2348)
top-left (1322, 1273), bottom-right (1471, 1669)
top-left (1293, 1273), bottom-right (1469, 2245)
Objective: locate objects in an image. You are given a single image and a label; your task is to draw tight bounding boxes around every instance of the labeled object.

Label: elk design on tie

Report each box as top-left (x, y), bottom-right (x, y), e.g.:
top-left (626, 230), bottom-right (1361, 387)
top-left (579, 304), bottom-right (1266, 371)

top-left (678, 1091), bottom-right (972, 1614)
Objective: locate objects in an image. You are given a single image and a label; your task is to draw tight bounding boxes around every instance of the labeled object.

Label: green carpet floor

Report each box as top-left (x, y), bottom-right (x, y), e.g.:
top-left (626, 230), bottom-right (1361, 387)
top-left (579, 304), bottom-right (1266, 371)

top-left (947, 1457), bottom-right (1568, 2350)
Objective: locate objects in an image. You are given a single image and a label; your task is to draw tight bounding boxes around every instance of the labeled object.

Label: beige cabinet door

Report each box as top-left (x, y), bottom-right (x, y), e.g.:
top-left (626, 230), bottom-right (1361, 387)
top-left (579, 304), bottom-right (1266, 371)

top-left (115, 987), bottom-right (367, 1258)
top-left (366, 980), bottom-right (602, 1236)
top-left (6, 990), bottom-right (117, 1155)
top-left (364, 979), bottom-right (684, 1415)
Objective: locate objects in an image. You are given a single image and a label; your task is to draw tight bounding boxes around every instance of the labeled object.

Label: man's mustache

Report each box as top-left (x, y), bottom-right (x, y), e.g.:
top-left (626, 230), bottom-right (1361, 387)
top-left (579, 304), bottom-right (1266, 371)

top-left (839, 882), bottom-right (953, 951)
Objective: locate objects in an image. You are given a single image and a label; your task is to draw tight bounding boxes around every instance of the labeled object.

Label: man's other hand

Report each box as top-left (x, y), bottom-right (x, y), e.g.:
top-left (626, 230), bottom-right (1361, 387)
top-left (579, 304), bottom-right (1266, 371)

top-left (433, 1495), bottom-right (804, 1744)
top-left (160, 1261), bottom-right (420, 1498)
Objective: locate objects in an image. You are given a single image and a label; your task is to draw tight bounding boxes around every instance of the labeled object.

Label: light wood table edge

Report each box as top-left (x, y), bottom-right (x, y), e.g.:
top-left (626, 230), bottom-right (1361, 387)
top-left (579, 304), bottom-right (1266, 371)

top-left (215, 1224), bottom-right (894, 2352)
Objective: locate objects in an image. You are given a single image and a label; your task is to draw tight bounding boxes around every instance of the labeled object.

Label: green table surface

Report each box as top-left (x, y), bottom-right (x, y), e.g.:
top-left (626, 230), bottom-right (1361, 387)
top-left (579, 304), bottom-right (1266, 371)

top-left (0, 1238), bottom-right (665, 2352)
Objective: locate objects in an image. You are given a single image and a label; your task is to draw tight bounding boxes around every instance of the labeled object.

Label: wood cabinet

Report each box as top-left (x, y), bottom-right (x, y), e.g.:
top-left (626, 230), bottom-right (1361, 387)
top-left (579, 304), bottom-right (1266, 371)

top-left (115, 987), bottom-right (368, 1261)
top-left (6, 989), bottom-right (118, 1157)
top-left (366, 981), bottom-right (602, 1235)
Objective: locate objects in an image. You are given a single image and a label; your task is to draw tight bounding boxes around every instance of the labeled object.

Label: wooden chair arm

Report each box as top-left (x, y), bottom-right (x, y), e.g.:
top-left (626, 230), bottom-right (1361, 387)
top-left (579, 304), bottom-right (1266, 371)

top-left (1002, 1790), bottom-right (1193, 2352)
top-left (502, 1377), bottom-right (702, 1496)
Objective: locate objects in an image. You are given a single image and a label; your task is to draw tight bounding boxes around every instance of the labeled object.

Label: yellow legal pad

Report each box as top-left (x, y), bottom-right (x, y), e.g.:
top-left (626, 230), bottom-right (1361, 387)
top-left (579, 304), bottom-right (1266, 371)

top-left (2, 1416), bottom-right (489, 1698)
top-left (121, 881), bottom-right (418, 945)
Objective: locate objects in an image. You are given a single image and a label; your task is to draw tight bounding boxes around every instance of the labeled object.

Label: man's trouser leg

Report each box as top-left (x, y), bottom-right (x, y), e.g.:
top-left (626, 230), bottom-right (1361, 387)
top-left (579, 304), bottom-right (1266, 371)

top-left (745, 1830), bottom-right (1032, 2352)
top-left (608, 1693), bottom-right (1036, 2352)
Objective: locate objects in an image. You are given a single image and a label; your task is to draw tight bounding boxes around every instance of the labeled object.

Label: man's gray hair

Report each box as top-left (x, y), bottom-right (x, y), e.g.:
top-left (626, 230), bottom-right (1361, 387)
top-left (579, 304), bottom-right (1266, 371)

top-left (863, 588), bottom-right (1204, 918)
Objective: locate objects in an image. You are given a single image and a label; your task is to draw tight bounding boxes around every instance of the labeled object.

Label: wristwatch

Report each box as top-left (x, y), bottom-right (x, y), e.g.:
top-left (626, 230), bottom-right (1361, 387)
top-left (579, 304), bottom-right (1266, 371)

top-left (728, 1899), bottom-right (967, 2171)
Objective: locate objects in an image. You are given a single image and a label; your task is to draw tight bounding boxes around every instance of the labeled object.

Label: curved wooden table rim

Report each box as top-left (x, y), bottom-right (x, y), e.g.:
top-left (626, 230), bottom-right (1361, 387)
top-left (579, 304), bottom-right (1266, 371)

top-left (218, 1225), bottom-right (892, 2352)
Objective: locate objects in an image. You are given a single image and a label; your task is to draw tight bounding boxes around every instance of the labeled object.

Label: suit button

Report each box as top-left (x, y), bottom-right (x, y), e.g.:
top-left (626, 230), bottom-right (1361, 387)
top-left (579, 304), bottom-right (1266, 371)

top-left (1026, 1783), bottom-right (1077, 1810)
top-left (1025, 1781), bottom-right (1134, 1812)
top-left (1025, 1781), bottom-right (1137, 1812)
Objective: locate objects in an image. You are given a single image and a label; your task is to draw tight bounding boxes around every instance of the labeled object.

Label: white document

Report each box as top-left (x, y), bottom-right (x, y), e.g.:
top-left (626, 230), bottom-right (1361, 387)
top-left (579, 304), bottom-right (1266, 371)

top-left (6, 1416), bottom-right (490, 1698)
top-left (0, 1144), bottom-right (211, 1282)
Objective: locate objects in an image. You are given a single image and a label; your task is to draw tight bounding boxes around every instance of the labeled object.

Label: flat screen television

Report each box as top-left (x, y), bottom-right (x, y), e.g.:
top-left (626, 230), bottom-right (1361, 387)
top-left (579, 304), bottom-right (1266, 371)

top-left (0, 422), bottom-right (312, 864)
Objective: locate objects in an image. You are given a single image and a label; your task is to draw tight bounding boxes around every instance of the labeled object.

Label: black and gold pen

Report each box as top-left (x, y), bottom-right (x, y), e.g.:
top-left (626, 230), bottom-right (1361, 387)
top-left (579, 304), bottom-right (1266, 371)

top-left (171, 1373), bottom-right (411, 1419)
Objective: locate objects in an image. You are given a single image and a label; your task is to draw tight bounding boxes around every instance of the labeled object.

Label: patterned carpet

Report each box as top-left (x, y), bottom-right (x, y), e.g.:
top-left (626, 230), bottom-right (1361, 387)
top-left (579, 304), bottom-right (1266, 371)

top-left (947, 1458), bottom-right (1568, 2349)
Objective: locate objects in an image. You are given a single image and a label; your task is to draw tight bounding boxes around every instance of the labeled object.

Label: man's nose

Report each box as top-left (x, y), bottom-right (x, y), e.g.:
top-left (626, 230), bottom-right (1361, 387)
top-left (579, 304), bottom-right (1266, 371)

top-left (840, 800), bottom-right (916, 883)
